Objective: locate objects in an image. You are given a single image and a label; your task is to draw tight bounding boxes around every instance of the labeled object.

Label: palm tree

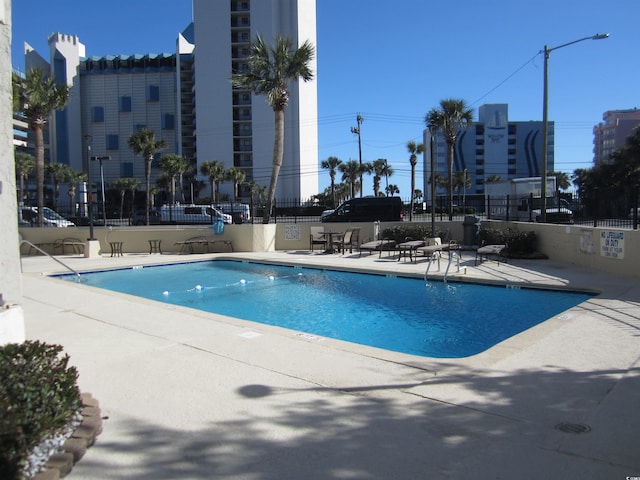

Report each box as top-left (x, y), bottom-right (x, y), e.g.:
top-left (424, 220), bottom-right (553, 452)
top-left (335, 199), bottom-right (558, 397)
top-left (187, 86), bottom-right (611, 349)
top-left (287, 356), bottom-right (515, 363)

top-left (66, 170), bottom-right (86, 216)
top-left (46, 162), bottom-right (71, 213)
top-left (199, 160), bottom-right (226, 204)
top-left (548, 171), bottom-right (571, 190)
top-left (371, 159), bottom-right (389, 197)
top-left (13, 69), bottom-right (69, 226)
top-left (339, 160), bottom-right (365, 199)
top-left (127, 128), bottom-right (166, 225)
top-left (321, 156), bottom-right (343, 207)
top-left (232, 34), bottom-right (315, 224)
top-left (426, 98), bottom-right (473, 220)
top-left (226, 166), bottom-right (246, 202)
top-left (484, 174), bottom-right (503, 184)
top-left (159, 154), bottom-right (185, 205)
top-left (385, 184), bottom-right (400, 197)
top-left (114, 177), bottom-right (140, 220)
top-left (406, 140), bottom-right (425, 221)
top-left (15, 152), bottom-right (35, 207)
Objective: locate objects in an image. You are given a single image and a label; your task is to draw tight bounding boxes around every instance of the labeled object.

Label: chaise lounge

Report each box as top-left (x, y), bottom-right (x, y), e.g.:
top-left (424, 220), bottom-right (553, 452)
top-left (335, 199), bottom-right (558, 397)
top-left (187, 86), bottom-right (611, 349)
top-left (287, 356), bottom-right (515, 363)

top-left (359, 238), bottom-right (397, 258)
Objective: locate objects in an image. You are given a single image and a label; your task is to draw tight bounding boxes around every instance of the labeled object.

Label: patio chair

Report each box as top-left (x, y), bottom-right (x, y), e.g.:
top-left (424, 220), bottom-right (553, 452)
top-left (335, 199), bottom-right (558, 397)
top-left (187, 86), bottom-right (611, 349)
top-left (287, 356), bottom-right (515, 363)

top-left (333, 227), bottom-right (360, 254)
top-left (309, 226), bottom-right (328, 252)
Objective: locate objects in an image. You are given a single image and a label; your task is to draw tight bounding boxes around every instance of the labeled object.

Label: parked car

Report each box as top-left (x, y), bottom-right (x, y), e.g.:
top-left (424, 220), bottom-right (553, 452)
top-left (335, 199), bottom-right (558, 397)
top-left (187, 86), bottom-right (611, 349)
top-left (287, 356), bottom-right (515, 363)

top-left (63, 215), bottom-right (107, 227)
top-left (19, 207), bottom-right (75, 227)
top-left (158, 204), bottom-right (232, 224)
top-left (321, 197), bottom-right (403, 223)
top-left (215, 203), bottom-right (251, 224)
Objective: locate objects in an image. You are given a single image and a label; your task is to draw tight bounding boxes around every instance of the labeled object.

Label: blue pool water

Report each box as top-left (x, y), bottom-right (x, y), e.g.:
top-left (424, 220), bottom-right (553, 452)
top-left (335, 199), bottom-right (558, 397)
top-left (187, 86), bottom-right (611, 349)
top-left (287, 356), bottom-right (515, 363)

top-left (59, 260), bottom-right (592, 358)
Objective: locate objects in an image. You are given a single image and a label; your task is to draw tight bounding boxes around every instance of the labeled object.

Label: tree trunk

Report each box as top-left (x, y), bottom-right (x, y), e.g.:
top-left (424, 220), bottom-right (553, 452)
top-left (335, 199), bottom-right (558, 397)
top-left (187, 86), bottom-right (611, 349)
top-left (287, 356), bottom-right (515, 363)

top-left (34, 123), bottom-right (45, 227)
top-left (263, 108), bottom-right (285, 224)
top-left (145, 157), bottom-right (152, 225)
top-left (448, 143), bottom-right (454, 221)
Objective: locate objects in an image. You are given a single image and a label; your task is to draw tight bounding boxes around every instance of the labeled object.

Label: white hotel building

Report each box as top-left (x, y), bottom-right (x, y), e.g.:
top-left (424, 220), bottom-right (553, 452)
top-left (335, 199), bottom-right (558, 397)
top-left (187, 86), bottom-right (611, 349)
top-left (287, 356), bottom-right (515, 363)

top-left (22, 0), bottom-right (318, 202)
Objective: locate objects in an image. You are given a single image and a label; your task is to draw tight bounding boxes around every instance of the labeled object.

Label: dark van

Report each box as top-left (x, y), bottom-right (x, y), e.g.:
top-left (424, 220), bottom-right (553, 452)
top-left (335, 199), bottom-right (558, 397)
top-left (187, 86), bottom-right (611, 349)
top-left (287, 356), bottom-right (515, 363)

top-left (321, 196), bottom-right (403, 222)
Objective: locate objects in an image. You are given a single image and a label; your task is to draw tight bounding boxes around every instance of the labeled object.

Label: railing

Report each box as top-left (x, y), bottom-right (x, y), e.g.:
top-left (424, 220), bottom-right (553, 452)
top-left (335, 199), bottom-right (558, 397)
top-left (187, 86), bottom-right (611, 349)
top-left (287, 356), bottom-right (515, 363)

top-left (19, 240), bottom-right (81, 279)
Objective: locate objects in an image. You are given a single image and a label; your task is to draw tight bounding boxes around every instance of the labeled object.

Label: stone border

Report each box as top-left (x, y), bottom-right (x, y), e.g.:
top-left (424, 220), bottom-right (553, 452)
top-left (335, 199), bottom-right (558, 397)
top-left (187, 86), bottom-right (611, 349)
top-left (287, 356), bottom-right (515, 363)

top-left (33, 393), bottom-right (103, 480)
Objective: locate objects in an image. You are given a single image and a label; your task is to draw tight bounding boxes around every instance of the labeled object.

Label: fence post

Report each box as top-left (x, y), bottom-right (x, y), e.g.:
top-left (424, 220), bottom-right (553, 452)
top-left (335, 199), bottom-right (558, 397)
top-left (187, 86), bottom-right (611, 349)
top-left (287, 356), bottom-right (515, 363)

top-left (634, 186), bottom-right (639, 230)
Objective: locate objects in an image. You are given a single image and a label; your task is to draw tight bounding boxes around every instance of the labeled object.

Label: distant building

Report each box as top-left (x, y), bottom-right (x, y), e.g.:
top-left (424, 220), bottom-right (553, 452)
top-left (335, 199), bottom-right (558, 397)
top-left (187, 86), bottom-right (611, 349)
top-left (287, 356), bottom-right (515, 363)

top-left (592, 108), bottom-right (640, 166)
top-left (20, 0), bottom-right (318, 203)
top-left (423, 104), bottom-right (553, 200)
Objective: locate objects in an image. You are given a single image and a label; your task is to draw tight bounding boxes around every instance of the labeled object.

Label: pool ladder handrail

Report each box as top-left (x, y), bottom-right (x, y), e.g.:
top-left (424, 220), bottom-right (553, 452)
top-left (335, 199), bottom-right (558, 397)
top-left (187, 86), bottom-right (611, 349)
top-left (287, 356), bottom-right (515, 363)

top-left (424, 252), bottom-right (441, 283)
top-left (19, 240), bottom-right (81, 279)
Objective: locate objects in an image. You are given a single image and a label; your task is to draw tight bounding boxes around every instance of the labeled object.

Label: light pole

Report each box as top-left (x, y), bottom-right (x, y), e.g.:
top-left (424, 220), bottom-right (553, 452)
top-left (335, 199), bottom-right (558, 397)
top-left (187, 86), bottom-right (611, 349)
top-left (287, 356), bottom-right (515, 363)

top-left (429, 127), bottom-right (437, 235)
top-left (351, 113), bottom-right (363, 197)
top-left (84, 135), bottom-right (95, 241)
top-left (91, 156), bottom-right (111, 224)
top-left (540, 33), bottom-right (608, 222)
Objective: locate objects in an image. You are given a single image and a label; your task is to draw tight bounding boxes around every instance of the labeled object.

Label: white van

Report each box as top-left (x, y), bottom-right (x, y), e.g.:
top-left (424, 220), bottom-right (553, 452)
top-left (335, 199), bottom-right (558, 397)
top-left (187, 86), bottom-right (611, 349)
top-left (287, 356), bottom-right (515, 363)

top-left (215, 203), bottom-right (251, 224)
top-left (159, 204), bottom-right (232, 224)
top-left (19, 207), bottom-right (76, 227)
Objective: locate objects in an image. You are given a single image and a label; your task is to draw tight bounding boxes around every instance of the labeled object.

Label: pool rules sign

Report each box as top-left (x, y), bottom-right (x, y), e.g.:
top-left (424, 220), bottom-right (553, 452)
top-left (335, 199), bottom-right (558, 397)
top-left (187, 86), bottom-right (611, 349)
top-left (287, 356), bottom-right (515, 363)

top-left (600, 230), bottom-right (625, 259)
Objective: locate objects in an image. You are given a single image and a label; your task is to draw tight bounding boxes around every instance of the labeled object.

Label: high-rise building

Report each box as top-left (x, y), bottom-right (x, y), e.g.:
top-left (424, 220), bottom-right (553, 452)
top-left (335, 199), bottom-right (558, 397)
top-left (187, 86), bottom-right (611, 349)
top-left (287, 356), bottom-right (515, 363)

top-left (21, 0), bottom-right (318, 203)
top-left (423, 104), bottom-right (553, 201)
top-left (592, 108), bottom-right (640, 166)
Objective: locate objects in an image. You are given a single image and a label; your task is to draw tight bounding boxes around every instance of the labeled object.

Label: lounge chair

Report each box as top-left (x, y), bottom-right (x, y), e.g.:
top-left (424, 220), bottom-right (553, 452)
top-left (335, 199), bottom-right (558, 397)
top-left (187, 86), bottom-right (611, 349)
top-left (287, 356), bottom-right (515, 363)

top-left (333, 227), bottom-right (360, 254)
top-left (309, 226), bottom-right (328, 252)
top-left (359, 238), bottom-right (397, 258)
top-left (475, 243), bottom-right (507, 265)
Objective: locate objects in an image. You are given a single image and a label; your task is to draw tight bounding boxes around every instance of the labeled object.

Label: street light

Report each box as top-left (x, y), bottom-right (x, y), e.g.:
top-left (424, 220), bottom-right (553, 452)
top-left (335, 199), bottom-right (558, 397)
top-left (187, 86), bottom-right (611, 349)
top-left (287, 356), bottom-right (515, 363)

top-left (540, 33), bottom-right (608, 222)
top-left (84, 135), bottom-right (95, 241)
top-left (91, 155), bottom-right (111, 224)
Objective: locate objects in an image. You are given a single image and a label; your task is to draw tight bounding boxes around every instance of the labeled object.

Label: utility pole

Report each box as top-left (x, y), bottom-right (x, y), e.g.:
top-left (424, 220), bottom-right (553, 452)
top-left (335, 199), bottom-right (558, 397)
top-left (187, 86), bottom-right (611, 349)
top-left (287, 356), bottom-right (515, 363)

top-left (351, 113), bottom-right (363, 197)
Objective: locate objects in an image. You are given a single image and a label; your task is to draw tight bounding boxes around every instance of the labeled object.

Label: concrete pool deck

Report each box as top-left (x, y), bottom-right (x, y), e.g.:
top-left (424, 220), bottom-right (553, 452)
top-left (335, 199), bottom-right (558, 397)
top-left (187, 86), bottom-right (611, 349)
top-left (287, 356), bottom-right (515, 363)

top-left (20, 249), bottom-right (640, 479)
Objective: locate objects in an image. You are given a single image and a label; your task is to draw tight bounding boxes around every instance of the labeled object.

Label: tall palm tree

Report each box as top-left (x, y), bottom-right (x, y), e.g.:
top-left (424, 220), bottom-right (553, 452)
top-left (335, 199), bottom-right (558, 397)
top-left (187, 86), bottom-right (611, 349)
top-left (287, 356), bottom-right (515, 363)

top-left (15, 152), bottom-right (35, 208)
top-left (13, 69), bottom-right (69, 226)
top-left (321, 156), bottom-right (343, 207)
top-left (426, 98), bottom-right (473, 220)
top-left (232, 34), bottom-right (315, 223)
top-left (127, 128), bottom-right (166, 225)
top-left (46, 162), bottom-right (71, 213)
top-left (371, 159), bottom-right (389, 197)
top-left (159, 154), bottom-right (185, 205)
top-left (548, 171), bottom-right (571, 190)
top-left (199, 160), bottom-right (226, 204)
top-left (114, 177), bottom-right (140, 220)
top-left (338, 159), bottom-right (364, 199)
top-left (226, 166), bottom-right (246, 202)
top-left (66, 169), bottom-right (86, 216)
top-left (406, 140), bottom-right (425, 221)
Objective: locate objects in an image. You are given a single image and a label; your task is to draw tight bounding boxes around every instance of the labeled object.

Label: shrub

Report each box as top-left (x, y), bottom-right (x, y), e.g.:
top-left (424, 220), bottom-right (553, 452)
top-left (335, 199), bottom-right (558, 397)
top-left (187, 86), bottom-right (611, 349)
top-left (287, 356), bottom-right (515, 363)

top-left (381, 224), bottom-right (446, 243)
top-left (0, 341), bottom-right (80, 479)
top-left (479, 228), bottom-right (537, 256)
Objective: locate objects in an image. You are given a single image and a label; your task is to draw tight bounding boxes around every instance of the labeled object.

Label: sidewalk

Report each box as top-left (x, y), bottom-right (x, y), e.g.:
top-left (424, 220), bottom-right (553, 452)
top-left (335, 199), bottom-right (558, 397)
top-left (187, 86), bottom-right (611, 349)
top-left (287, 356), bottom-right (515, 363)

top-left (21, 251), bottom-right (640, 479)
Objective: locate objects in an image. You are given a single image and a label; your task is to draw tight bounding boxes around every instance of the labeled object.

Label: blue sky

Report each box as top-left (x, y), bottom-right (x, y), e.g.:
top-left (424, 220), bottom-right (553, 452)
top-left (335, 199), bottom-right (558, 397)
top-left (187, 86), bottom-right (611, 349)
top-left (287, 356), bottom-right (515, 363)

top-left (12, 0), bottom-right (639, 197)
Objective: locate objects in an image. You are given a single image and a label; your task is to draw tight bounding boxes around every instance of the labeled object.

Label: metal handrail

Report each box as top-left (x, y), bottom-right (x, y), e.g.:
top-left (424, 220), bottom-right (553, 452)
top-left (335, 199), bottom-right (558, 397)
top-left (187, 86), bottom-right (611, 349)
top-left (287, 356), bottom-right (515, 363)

top-left (19, 240), bottom-right (81, 279)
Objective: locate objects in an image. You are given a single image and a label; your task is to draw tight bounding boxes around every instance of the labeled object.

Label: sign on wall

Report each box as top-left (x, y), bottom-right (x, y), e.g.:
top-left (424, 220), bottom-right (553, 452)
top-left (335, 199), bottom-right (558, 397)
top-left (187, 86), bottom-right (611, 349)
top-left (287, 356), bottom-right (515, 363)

top-left (284, 224), bottom-right (301, 241)
top-left (600, 230), bottom-right (624, 259)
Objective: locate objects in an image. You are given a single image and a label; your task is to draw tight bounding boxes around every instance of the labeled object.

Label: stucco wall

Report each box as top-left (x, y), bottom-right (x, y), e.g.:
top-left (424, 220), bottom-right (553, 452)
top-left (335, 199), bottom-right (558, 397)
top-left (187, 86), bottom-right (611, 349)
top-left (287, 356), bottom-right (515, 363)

top-left (18, 220), bottom-right (638, 278)
top-left (482, 220), bottom-right (639, 277)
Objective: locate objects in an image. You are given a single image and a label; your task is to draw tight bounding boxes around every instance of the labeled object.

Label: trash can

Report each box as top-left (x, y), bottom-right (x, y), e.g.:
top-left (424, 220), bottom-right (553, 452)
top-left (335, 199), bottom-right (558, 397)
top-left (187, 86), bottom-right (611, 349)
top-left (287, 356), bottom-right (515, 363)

top-left (212, 220), bottom-right (224, 235)
top-left (462, 215), bottom-right (481, 246)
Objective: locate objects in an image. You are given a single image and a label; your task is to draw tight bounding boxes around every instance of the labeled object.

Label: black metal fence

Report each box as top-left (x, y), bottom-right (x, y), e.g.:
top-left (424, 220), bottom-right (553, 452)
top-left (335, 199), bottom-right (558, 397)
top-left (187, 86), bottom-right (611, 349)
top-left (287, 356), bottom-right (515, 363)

top-left (18, 190), bottom-right (639, 230)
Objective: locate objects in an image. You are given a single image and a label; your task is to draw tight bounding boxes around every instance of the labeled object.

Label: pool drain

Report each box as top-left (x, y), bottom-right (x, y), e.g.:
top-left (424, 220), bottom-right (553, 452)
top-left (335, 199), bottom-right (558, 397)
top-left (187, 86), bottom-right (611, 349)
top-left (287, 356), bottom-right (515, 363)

top-left (555, 422), bottom-right (591, 434)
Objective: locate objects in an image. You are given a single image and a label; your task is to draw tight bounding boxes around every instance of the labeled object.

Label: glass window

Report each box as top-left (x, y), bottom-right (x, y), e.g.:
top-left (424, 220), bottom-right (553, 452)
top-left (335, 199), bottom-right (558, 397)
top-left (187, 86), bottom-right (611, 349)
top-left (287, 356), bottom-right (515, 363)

top-left (106, 134), bottom-right (119, 150)
top-left (92, 106), bottom-right (104, 122)
top-left (161, 114), bottom-right (175, 130)
top-left (121, 162), bottom-right (133, 177)
top-left (120, 96), bottom-right (132, 112)
top-left (147, 85), bottom-right (160, 102)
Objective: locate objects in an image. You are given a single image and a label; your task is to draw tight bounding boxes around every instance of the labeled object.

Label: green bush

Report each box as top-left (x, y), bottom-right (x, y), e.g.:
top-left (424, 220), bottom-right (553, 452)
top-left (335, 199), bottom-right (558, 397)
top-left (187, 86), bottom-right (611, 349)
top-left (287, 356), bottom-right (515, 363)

top-left (0, 341), bottom-right (80, 479)
top-left (381, 224), bottom-right (446, 243)
top-left (478, 228), bottom-right (537, 256)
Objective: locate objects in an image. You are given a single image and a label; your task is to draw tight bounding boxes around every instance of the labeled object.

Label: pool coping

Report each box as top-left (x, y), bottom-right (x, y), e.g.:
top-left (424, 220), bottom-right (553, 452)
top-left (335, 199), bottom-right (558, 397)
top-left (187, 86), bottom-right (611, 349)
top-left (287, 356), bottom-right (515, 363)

top-left (19, 251), bottom-right (640, 478)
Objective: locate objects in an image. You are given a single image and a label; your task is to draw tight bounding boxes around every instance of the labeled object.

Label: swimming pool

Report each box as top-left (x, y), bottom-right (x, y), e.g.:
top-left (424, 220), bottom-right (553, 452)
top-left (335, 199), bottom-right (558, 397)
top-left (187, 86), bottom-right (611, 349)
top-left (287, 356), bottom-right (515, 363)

top-left (59, 260), bottom-right (592, 358)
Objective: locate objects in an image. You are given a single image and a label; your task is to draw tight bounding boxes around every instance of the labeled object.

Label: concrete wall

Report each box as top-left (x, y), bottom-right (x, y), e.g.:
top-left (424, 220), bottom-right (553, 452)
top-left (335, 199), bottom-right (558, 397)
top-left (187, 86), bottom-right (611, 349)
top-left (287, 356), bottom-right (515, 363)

top-left (18, 220), bottom-right (638, 278)
top-left (0, 0), bottom-right (25, 344)
top-left (483, 220), bottom-right (639, 278)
